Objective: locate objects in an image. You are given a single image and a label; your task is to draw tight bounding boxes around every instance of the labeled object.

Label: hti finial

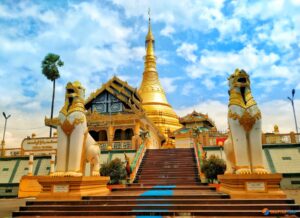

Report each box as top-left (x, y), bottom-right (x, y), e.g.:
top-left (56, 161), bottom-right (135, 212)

top-left (148, 8), bottom-right (151, 22)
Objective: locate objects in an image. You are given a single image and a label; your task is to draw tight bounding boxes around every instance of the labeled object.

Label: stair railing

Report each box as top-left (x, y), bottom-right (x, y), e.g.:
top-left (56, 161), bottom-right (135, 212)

top-left (193, 141), bottom-right (205, 182)
top-left (129, 143), bottom-right (146, 183)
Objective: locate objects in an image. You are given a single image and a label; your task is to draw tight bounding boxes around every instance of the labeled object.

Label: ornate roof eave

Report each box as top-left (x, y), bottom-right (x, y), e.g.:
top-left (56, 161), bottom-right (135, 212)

top-left (85, 76), bottom-right (144, 113)
top-left (179, 111), bottom-right (216, 127)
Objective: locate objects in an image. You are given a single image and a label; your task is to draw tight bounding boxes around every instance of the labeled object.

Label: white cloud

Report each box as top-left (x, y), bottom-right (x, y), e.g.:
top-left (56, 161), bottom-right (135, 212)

top-left (202, 78), bottom-right (215, 90)
top-left (233, 1), bottom-right (300, 49)
top-left (184, 44), bottom-right (295, 82)
top-left (176, 42), bottom-right (198, 63)
top-left (181, 82), bottom-right (195, 96)
top-left (160, 25), bottom-right (175, 37)
top-left (160, 77), bottom-right (182, 93)
top-left (111, 0), bottom-right (244, 38)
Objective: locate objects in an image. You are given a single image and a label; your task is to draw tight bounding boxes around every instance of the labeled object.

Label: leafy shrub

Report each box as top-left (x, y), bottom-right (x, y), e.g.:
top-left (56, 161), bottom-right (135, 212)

top-left (100, 158), bottom-right (127, 184)
top-left (201, 154), bottom-right (226, 183)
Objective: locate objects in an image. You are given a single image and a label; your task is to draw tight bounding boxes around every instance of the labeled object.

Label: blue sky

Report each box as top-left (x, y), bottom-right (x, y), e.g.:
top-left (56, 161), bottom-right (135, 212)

top-left (0, 0), bottom-right (300, 146)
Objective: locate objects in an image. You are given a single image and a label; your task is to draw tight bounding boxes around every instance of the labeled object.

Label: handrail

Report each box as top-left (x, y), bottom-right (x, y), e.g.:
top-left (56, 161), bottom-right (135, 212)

top-left (129, 143), bottom-right (146, 183)
top-left (193, 141), bottom-right (205, 181)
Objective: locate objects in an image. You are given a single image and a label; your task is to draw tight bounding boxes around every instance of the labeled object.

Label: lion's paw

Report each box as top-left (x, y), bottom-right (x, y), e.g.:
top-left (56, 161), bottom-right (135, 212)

top-left (236, 168), bottom-right (251, 175)
top-left (66, 172), bottom-right (82, 177)
top-left (91, 171), bottom-right (100, 176)
top-left (253, 168), bottom-right (268, 174)
top-left (51, 172), bottom-right (65, 177)
top-left (224, 171), bottom-right (234, 175)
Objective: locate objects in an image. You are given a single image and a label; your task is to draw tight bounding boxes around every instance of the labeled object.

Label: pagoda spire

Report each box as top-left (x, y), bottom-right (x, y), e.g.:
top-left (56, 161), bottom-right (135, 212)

top-left (138, 11), bottom-right (182, 136)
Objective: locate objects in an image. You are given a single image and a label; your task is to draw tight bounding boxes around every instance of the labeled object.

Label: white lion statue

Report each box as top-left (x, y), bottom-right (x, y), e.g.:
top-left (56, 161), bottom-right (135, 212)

top-left (52, 81), bottom-right (100, 177)
top-left (224, 69), bottom-right (268, 175)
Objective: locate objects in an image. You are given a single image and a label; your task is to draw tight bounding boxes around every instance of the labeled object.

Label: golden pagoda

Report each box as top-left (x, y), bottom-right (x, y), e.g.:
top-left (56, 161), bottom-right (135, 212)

top-left (138, 13), bottom-right (182, 135)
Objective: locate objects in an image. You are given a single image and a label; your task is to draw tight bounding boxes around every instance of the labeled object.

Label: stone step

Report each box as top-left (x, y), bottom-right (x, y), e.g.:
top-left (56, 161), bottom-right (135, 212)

top-left (132, 182), bottom-right (202, 186)
top-left (137, 175), bottom-right (198, 179)
top-left (127, 183), bottom-right (209, 187)
top-left (82, 194), bottom-right (230, 200)
top-left (140, 164), bottom-right (197, 168)
top-left (26, 198), bottom-right (295, 206)
top-left (13, 209), bottom-right (300, 217)
top-left (110, 186), bottom-right (215, 191)
top-left (20, 204), bottom-right (300, 211)
top-left (138, 177), bottom-right (200, 181)
top-left (138, 168), bottom-right (198, 172)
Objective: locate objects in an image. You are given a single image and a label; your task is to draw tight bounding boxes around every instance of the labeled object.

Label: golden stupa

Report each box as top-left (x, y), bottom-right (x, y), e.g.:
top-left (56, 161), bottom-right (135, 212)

top-left (138, 14), bottom-right (182, 135)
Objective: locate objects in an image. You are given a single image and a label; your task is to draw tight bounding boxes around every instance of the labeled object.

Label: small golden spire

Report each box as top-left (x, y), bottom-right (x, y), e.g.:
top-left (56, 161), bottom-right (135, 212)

top-left (146, 8), bottom-right (154, 44)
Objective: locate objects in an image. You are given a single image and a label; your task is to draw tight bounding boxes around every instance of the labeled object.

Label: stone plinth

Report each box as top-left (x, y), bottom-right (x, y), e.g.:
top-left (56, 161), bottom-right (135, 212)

top-left (218, 173), bottom-right (286, 199)
top-left (19, 176), bottom-right (110, 200)
top-left (18, 176), bottom-right (42, 198)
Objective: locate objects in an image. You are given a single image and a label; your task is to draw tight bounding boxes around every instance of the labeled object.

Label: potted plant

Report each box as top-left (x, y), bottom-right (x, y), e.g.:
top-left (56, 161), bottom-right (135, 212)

top-left (201, 154), bottom-right (226, 189)
top-left (100, 158), bottom-right (127, 189)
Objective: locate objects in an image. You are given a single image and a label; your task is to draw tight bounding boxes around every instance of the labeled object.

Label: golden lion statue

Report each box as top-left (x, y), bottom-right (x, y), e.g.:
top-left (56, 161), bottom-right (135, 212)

top-left (224, 69), bottom-right (268, 175)
top-left (52, 81), bottom-right (100, 177)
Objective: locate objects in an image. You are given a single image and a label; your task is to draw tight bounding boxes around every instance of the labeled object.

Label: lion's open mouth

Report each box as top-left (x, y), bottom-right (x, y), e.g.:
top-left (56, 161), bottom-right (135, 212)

top-left (67, 97), bottom-right (73, 111)
top-left (240, 86), bottom-right (246, 104)
top-left (237, 77), bottom-right (246, 83)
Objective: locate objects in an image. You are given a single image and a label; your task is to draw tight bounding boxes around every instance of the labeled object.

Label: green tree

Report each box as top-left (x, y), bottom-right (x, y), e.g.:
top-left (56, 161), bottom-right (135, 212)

top-left (41, 53), bottom-right (64, 137)
top-left (100, 158), bottom-right (127, 184)
top-left (201, 154), bottom-right (226, 183)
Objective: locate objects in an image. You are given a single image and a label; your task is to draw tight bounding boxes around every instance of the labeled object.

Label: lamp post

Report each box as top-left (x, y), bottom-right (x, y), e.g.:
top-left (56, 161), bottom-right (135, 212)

top-left (287, 89), bottom-right (299, 134)
top-left (1, 112), bottom-right (11, 157)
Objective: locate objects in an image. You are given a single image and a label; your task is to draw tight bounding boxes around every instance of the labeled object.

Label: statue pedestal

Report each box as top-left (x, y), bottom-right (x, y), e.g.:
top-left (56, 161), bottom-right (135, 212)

top-left (32, 176), bottom-right (109, 200)
top-left (218, 174), bottom-right (286, 199)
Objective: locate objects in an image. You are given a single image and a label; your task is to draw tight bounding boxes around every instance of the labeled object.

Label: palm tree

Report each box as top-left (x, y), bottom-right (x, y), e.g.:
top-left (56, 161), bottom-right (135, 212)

top-left (41, 53), bottom-right (64, 137)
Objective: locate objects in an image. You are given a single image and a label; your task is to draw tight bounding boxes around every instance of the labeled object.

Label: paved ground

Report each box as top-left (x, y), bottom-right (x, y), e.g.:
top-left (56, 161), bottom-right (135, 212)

top-left (0, 198), bottom-right (27, 218)
top-left (284, 189), bottom-right (300, 204)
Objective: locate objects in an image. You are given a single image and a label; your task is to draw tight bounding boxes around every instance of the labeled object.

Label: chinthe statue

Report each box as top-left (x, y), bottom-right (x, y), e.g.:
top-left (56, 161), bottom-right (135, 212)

top-left (52, 81), bottom-right (100, 177)
top-left (224, 69), bottom-right (268, 175)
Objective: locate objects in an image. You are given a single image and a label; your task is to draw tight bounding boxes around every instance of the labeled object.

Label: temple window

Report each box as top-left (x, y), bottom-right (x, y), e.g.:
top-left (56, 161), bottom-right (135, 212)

top-left (89, 131), bottom-right (99, 141)
top-left (124, 128), bottom-right (134, 140)
top-left (114, 129), bottom-right (122, 141)
top-left (99, 130), bottom-right (108, 141)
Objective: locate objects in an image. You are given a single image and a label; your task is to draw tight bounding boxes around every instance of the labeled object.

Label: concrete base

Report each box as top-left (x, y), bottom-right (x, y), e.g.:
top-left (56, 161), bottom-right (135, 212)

top-left (19, 176), bottom-right (110, 200)
top-left (218, 173), bottom-right (286, 199)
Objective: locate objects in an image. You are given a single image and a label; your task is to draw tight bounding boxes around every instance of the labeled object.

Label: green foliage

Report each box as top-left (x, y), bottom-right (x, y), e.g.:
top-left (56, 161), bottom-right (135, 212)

top-left (100, 158), bottom-right (127, 184)
top-left (201, 154), bottom-right (226, 183)
top-left (41, 53), bottom-right (64, 81)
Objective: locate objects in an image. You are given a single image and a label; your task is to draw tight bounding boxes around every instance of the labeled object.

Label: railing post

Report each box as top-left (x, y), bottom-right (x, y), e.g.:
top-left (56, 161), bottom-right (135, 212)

top-left (262, 133), bottom-right (266, 144)
top-left (290, 132), bottom-right (296, 143)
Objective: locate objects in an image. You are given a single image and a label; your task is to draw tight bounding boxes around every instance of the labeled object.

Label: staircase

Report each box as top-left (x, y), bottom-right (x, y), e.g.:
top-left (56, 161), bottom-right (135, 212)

top-left (135, 148), bottom-right (200, 185)
top-left (13, 148), bottom-right (300, 217)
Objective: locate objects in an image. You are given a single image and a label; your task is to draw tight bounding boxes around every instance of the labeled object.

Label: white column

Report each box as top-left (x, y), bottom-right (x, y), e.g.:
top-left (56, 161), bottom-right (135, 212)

top-left (28, 153), bottom-right (34, 176)
top-left (50, 153), bottom-right (56, 175)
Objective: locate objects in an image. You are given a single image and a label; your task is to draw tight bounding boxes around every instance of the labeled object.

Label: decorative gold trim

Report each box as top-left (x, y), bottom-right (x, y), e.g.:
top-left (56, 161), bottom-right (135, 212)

top-left (235, 165), bottom-right (250, 169)
top-left (252, 165), bottom-right (265, 169)
top-left (229, 89), bottom-right (257, 109)
top-left (228, 110), bottom-right (261, 132)
top-left (60, 118), bottom-right (85, 135)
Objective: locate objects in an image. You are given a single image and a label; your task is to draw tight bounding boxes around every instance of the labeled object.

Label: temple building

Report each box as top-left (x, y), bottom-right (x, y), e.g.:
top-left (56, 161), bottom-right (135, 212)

top-left (171, 111), bottom-right (218, 148)
top-left (84, 76), bottom-right (165, 150)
